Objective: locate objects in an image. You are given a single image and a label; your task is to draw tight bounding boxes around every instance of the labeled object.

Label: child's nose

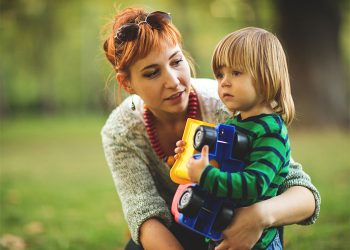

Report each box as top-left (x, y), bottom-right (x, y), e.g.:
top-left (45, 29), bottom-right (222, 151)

top-left (221, 77), bottom-right (232, 87)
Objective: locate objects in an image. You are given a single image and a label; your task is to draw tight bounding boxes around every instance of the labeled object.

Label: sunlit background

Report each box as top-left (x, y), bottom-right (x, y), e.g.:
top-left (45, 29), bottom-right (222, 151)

top-left (1, 0), bottom-right (349, 249)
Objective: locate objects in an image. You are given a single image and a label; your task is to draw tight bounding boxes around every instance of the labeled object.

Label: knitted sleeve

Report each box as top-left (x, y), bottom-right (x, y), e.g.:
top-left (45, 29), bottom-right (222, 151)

top-left (101, 120), bottom-right (172, 244)
top-left (279, 158), bottom-right (321, 225)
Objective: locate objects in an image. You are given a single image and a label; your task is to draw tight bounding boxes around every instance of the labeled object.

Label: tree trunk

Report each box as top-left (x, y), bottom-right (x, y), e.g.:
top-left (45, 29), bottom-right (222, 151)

top-left (277, 0), bottom-right (349, 128)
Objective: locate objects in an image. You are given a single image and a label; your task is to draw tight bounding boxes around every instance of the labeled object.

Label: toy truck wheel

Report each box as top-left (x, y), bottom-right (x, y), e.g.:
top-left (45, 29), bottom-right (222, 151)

top-left (232, 131), bottom-right (249, 159)
top-left (178, 187), bottom-right (204, 216)
top-left (213, 206), bottom-right (234, 231)
top-left (193, 126), bottom-right (217, 151)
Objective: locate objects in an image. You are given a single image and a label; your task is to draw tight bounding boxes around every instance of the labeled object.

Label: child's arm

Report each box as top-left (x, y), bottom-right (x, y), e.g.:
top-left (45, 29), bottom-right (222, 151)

top-left (187, 145), bottom-right (210, 182)
top-left (200, 134), bottom-right (288, 201)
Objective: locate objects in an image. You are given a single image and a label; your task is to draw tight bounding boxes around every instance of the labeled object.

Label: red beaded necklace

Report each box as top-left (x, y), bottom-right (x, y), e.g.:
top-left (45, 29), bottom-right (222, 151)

top-left (143, 90), bottom-right (199, 167)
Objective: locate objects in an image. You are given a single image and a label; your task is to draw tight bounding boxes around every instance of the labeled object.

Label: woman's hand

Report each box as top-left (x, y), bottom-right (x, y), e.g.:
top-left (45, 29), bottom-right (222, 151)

top-left (187, 145), bottom-right (209, 183)
top-left (215, 203), bottom-right (267, 250)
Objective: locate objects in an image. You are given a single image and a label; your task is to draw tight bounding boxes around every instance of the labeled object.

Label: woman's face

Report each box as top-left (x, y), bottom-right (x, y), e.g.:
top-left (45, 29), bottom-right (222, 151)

top-left (126, 43), bottom-right (192, 117)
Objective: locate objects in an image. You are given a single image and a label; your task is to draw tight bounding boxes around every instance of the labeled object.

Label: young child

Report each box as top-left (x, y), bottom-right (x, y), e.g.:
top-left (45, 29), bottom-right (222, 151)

top-left (177, 27), bottom-right (295, 249)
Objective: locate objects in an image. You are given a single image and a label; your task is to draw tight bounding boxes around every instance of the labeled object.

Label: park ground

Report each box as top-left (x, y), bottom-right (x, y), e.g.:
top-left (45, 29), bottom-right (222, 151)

top-left (1, 115), bottom-right (349, 250)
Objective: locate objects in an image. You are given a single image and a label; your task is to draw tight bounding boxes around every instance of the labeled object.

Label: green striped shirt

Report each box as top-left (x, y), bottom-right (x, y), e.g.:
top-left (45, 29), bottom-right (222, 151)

top-left (199, 113), bottom-right (290, 249)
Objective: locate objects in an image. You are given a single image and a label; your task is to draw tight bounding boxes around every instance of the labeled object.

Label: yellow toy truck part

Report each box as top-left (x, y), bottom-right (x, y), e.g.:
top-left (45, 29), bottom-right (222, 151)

top-left (170, 118), bottom-right (215, 184)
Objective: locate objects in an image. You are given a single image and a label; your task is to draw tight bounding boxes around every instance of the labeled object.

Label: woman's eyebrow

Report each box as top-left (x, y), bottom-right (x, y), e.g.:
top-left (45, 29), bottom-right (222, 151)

top-left (141, 50), bottom-right (181, 71)
top-left (141, 64), bottom-right (158, 71)
top-left (169, 50), bottom-right (181, 60)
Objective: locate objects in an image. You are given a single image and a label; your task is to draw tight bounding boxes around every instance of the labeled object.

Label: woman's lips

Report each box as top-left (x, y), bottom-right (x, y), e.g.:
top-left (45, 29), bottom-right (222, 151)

top-left (163, 90), bottom-right (186, 106)
top-left (165, 90), bottom-right (185, 101)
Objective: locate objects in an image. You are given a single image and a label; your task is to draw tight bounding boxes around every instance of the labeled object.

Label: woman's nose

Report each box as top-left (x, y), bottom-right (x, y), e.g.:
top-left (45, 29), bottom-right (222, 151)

top-left (164, 70), bottom-right (180, 88)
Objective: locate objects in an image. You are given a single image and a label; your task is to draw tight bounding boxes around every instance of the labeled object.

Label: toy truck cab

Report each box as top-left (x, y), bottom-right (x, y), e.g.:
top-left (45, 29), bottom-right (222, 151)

top-left (171, 119), bottom-right (248, 240)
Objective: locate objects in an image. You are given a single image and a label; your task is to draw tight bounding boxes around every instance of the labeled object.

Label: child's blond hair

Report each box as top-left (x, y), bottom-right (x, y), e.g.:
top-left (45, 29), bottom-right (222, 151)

top-left (212, 27), bottom-right (295, 126)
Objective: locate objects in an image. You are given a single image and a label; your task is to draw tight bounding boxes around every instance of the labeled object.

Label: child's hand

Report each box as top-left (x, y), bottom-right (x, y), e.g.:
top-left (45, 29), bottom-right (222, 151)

top-left (174, 140), bottom-right (186, 160)
top-left (187, 145), bottom-right (209, 183)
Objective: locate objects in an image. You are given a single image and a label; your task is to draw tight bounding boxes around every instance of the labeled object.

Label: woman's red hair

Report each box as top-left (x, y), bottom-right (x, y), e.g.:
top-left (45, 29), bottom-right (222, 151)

top-left (103, 7), bottom-right (182, 77)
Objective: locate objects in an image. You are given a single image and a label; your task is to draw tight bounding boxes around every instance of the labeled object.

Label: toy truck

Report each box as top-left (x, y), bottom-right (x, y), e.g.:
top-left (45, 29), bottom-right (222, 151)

top-left (171, 118), bottom-right (248, 240)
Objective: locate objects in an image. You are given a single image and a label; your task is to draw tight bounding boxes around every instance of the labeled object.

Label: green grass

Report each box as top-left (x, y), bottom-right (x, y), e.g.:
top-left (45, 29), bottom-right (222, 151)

top-left (1, 115), bottom-right (128, 250)
top-left (1, 116), bottom-right (349, 249)
top-left (284, 128), bottom-right (350, 249)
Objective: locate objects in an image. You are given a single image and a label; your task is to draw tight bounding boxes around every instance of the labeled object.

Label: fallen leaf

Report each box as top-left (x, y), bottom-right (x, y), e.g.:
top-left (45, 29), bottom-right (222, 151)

top-left (0, 234), bottom-right (26, 250)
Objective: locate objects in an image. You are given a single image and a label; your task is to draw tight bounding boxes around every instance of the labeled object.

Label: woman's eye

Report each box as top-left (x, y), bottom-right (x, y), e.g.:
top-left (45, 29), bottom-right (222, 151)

top-left (143, 70), bottom-right (159, 78)
top-left (172, 58), bottom-right (183, 66)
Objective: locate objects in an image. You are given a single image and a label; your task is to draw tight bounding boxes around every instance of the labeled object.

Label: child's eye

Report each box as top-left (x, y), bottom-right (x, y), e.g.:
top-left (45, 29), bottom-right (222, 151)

top-left (232, 70), bottom-right (241, 76)
top-left (215, 72), bottom-right (223, 79)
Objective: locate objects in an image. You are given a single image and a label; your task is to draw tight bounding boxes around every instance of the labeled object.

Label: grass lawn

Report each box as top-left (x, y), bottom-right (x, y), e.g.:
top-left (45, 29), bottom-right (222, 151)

top-left (1, 115), bottom-right (349, 249)
top-left (284, 128), bottom-right (350, 249)
top-left (1, 115), bottom-right (127, 250)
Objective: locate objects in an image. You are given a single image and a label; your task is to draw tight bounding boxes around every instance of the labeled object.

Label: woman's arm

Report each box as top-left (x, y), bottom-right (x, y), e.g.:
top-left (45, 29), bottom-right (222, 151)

top-left (215, 159), bottom-right (321, 250)
top-left (279, 158), bottom-right (321, 225)
top-left (140, 219), bottom-right (184, 250)
top-left (216, 186), bottom-right (315, 250)
top-left (101, 113), bottom-right (173, 245)
top-left (260, 186), bottom-right (316, 227)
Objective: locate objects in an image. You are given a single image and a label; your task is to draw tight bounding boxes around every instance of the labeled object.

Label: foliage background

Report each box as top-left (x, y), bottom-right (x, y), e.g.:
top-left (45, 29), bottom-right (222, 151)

top-left (1, 0), bottom-right (348, 122)
top-left (1, 0), bottom-right (350, 249)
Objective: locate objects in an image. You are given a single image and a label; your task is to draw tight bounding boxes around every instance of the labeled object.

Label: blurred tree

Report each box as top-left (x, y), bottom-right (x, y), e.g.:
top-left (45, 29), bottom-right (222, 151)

top-left (277, 0), bottom-right (349, 128)
top-left (1, 0), bottom-right (61, 115)
top-left (1, 0), bottom-right (349, 128)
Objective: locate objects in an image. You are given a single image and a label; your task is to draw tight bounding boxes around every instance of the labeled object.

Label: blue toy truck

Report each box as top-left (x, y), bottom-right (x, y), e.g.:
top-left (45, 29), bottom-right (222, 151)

top-left (171, 118), bottom-right (248, 240)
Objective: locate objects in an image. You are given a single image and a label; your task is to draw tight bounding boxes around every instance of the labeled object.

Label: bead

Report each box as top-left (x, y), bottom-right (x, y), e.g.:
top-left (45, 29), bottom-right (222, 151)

top-left (144, 91), bottom-right (199, 167)
top-left (146, 127), bottom-right (155, 131)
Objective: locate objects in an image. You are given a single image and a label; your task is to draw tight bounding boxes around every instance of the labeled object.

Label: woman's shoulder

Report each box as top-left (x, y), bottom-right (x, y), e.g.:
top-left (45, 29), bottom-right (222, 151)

top-left (101, 95), bottom-right (145, 139)
top-left (191, 78), bottom-right (232, 123)
top-left (191, 78), bottom-right (218, 98)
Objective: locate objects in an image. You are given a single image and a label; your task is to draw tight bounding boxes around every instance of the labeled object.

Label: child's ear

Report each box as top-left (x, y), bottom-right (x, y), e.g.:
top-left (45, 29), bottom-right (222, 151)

top-left (116, 73), bottom-right (135, 94)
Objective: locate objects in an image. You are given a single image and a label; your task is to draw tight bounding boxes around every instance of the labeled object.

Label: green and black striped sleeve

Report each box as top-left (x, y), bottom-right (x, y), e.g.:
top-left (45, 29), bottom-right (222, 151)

top-left (199, 114), bottom-right (290, 203)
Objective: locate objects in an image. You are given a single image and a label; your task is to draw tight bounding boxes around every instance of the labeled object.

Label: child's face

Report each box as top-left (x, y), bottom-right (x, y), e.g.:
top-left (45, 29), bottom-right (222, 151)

top-left (215, 66), bottom-right (263, 115)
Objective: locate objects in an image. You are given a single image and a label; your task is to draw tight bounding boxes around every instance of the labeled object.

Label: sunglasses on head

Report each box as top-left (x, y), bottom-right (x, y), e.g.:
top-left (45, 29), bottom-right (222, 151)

top-left (114, 11), bottom-right (171, 45)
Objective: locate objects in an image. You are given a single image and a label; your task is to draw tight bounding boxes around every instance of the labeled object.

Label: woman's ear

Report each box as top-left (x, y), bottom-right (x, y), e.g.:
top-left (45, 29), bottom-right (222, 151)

top-left (116, 73), bottom-right (135, 94)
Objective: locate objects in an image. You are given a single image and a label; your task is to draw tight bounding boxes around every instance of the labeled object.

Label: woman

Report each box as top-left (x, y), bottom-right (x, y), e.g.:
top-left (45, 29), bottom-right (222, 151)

top-left (101, 7), bottom-right (320, 250)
